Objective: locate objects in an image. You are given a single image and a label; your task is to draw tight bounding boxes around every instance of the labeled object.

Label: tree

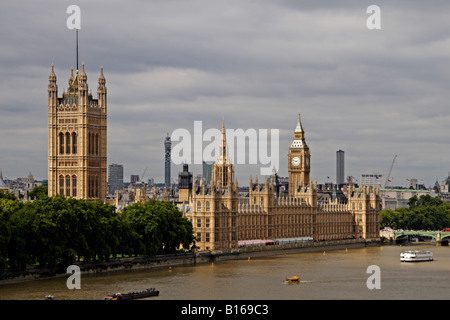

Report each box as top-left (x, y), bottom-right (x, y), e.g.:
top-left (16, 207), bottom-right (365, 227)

top-left (121, 199), bottom-right (194, 255)
top-left (27, 186), bottom-right (48, 200)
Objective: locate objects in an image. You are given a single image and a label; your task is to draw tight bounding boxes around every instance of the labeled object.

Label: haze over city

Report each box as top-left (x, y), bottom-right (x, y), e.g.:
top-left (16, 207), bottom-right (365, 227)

top-left (1, 0), bottom-right (450, 187)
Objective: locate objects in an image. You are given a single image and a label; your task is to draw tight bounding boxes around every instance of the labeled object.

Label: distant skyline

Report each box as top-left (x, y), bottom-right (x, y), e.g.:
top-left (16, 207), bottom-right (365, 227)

top-left (1, 1), bottom-right (450, 187)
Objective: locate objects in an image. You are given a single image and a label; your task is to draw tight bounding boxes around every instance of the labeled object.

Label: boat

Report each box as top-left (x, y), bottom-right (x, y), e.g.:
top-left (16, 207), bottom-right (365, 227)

top-left (284, 276), bottom-right (300, 284)
top-left (45, 295), bottom-right (55, 300)
top-left (104, 287), bottom-right (159, 300)
top-left (400, 250), bottom-right (433, 262)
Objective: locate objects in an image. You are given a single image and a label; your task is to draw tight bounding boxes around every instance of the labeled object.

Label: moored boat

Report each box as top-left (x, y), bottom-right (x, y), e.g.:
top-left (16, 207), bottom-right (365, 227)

top-left (400, 250), bottom-right (433, 262)
top-left (104, 287), bottom-right (159, 300)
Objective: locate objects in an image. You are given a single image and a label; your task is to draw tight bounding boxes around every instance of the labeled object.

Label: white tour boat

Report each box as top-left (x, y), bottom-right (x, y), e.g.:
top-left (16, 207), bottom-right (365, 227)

top-left (400, 250), bottom-right (433, 262)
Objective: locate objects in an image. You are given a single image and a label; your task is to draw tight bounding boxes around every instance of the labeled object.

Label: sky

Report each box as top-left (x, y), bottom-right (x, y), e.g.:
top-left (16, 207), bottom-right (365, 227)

top-left (0, 0), bottom-right (450, 188)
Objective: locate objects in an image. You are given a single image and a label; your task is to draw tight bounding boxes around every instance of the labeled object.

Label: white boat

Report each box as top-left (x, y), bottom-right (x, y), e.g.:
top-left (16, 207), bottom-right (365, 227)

top-left (400, 250), bottom-right (433, 262)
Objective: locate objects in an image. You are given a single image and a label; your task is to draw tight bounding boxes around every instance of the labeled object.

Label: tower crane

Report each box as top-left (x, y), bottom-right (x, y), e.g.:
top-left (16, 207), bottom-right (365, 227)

top-left (384, 155), bottom-right (397, 188)
top-left (139, 166), bottom-right (148, 183)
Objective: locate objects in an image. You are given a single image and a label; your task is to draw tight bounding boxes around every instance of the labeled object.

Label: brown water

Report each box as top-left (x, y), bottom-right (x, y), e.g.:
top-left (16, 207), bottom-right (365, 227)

top-left (1, 245), bottom-right (449, 300)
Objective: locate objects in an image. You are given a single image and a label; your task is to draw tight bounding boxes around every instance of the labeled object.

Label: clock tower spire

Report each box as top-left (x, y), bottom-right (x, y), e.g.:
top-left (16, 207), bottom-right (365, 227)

top-left (288, 112), bottom-right (311, 196)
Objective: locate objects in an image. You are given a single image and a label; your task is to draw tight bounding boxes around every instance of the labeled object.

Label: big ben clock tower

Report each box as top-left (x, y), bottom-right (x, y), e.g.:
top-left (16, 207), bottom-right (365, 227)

top-left (288, 112), bottom-right (310, 196)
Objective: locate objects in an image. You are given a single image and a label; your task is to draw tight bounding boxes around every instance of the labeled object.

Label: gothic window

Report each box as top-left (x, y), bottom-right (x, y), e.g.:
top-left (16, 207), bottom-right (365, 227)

top-left (72, 175), bottom-right (77, 197)
top-left (66, 133), bottom-right (71, 154)
top-left (72, 133), bottom-right (77, 154)
top-left (206, 201), bottom-right (210, 212)
top-left (197, 218), bottom-right (201, 228)
top-left (59, 133), bottom-right (64, 154)
top-left (206, 218), bottom-right (210, 228)
top-left (197, 201), bottom-right (201, 211)
top-left (59, 175), bottom-right (64, 195)
top-left (66, 175), bottom-right (71, 197)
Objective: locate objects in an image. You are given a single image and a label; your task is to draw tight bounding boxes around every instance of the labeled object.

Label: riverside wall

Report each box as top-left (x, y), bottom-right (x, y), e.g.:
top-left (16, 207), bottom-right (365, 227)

top-left (0, 238), bottom-right (380, 284)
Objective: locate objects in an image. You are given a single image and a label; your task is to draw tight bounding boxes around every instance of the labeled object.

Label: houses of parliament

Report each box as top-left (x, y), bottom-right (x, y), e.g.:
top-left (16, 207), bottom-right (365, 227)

top-left (47, 60), bottom-right (380, 252)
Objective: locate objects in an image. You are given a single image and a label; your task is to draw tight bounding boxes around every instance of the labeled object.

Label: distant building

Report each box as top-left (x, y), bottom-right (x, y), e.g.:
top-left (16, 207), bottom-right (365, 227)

top-left (336, 150), bottom-right (345, 186)
top-left (164, 134), bottom-right (171, 188)
top-left (178, 164), bottom-right (193, 203)
top-left (0, 169), bottom-right (7, 190)
top-left (108, 164), bottom-right (123, 194)
top-left (360, 172), bottom-right (383, 188)
top-left (130, 175), bottom-right (140, 184)
top-left (381, 188), bottom-right (435, 210)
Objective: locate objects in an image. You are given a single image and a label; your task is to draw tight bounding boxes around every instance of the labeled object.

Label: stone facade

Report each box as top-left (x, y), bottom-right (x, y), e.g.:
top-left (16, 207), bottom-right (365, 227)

top-left (48, 63), bottom-right (107, 201)
top-left (181, 114), bottom-right (381, 251)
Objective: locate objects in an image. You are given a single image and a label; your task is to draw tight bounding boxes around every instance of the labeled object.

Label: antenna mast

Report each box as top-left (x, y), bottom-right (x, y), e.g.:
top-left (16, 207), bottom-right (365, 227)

top-left (76, 29), bottom-right (79, 72)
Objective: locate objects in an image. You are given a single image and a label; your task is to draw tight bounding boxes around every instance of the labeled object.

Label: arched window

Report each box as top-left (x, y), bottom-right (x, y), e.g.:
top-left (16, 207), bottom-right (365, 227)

top-left (66, 175), bottom-right (71, 197)
top-left (197, 201), bottom-right (202, 211)
top-left (66, 133), bottom-right (71, 154)
top-left (206, 201), bottom-right (210, 212)
top-left (59, 175), bottom-right (64, 195)
top-left (72, 175), bottom-right (77, 197)
top-left (72, 133), bottom-right (77, 154)
top-left (59, 133), bottom-right (64, 154)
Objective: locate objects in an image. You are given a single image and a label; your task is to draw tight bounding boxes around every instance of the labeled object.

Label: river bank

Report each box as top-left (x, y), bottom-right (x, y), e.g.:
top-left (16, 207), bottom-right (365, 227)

top-left (0, 238), bottom-right (380, 284)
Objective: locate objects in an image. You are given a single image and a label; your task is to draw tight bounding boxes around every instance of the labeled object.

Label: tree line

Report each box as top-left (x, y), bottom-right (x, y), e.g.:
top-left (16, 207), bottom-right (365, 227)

top-left (380, 194), bottom-right (450, 230)
top-left (0, 188), bottom-right (194, 273)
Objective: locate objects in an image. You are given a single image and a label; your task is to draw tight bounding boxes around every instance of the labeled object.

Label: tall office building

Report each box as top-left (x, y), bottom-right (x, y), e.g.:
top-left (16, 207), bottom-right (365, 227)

top-left (108, 164), bottom-right (123, 194)
top-left (336, 150), bottom-right (345, 186)
top-left (164, 134), bottom-right (171, 188)
top-left (48, 62), bottom-right (107, 200)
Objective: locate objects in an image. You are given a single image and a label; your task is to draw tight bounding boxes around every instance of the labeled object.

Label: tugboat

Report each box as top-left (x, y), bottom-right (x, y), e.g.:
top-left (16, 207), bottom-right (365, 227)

top-left (284, 276), bottom-right (300, 284)
top-left (104, 287), bottom-right (159, 300)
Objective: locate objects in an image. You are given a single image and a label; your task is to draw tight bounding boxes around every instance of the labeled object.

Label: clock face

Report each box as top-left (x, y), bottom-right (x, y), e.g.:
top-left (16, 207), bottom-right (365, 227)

top-left (291, 156), bottom-right (301, 166)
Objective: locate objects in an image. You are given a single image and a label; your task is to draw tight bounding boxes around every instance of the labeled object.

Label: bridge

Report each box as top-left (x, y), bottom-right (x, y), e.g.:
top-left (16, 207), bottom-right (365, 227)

top-left (394, 230), bottom-right (450, 244)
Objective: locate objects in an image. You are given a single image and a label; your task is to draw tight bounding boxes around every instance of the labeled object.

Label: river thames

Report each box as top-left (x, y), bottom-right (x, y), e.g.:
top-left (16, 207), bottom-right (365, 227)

top-left (0, 244), bottom-right (449, 300)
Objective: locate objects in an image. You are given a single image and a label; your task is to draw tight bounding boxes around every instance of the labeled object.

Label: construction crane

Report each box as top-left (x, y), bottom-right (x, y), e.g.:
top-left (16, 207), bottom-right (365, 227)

top-left (139, 166), bottom-right (148, 183)
top-left (384, 155), bottom-right (397, 188)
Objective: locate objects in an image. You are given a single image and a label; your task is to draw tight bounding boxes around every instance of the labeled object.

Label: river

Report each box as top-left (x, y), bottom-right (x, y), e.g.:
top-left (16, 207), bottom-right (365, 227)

top-left (0, 244), bottom-right (449, 300)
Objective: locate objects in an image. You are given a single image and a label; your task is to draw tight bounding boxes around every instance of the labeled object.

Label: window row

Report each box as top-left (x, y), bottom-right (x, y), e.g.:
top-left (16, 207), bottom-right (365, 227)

top-left (88, 132), bottom-right (100, 155)
top-left (59, 132), bottom-right (77, 154)
top-left (88, 175), bottom-right (101, 198)
top-left (59, 175), bottom-right (77, 197)
top-left (58, 132), bottom-right (101, 155)
top-left (197, 201), bottom-right (211, 212)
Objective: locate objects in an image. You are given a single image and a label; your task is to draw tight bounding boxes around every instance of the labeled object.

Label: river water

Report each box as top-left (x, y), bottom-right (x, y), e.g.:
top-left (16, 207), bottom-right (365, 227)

top-left (0, 244), bottom-right (449, 300)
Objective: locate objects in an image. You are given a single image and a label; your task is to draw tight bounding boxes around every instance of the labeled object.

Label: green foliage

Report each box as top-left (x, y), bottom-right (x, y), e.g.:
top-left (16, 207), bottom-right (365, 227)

top-left (380, 195), bottom-right (450, 230)
top-left (121, 199), bottom-right (194, 255)
top-left (0, 196), bottom-right (194, 272)
top-left (0, 190), bottom-right (17, 201)
top-left (27, 186), bottom-right (48, 200)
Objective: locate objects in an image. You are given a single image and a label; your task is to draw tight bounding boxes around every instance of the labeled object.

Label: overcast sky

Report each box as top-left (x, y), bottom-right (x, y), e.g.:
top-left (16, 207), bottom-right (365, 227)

top-left (1, 0), bottom-right (450, 188)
